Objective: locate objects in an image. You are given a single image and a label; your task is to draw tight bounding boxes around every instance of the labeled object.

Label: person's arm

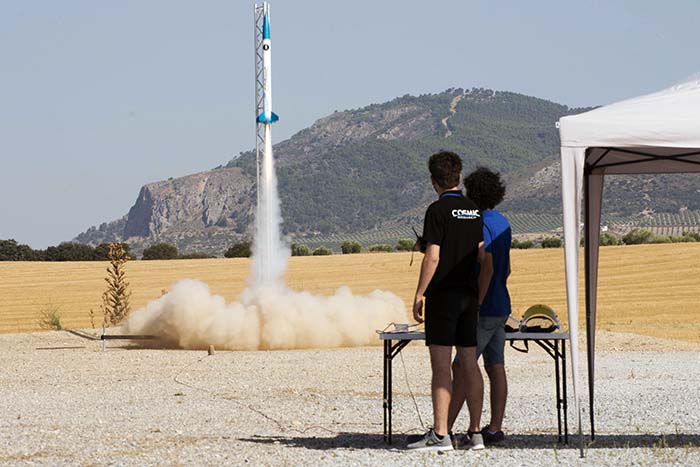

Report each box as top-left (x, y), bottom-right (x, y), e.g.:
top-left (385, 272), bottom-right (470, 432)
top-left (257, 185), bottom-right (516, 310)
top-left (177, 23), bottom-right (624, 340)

top-left (413, 243), bottom-right (440, 323)
top-left (477, 241), bottom-right (493, 305)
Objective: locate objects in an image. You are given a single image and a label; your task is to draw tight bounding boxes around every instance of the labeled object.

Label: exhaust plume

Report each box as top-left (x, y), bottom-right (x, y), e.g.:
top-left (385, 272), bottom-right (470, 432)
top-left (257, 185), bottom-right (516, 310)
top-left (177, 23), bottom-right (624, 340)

top-left (123, 121), bottom-right (407, 350)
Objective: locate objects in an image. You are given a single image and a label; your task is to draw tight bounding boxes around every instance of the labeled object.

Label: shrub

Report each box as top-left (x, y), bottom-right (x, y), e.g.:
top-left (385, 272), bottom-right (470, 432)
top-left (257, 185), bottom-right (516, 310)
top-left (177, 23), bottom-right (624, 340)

top-left (369, 244), bottom-right (393, 253)
top-left (622, 228), bottom-right (654, 245)
top-left (540, 237), bottom-right (562, 248)
top-left (224, 242), bottom-right (252, 258)
top-left (396, 238), bottom-right (415, 251)
top-left (650, 235), bottom-right (671, 244)
top-left (99, 243), bottom-right (132, 326)
top-left (599, 233), bottom-right (621, 246)
top-left (671, 235), bottom-right (697, 243)
top-left (38, 302), bottom-right (63, 330)
top-left (291, 243), bottom-right (311, 256)
top-left (312, 246), bottom-right (333, 256)
top-left (178, 252), bottom-right (213, 259)
top-left (511, 238), bottom-right (534, 249)
top-left (341, 240), bottom-right (362, 254)
top-left (142, 243), bottom-right (179, 260)
top-left (682, 231), bottom-right (700, 241)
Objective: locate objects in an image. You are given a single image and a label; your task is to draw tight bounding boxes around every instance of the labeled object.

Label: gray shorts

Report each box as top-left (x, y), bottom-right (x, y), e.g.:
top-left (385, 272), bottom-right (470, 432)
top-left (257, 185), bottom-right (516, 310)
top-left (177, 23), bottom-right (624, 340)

top-left (476, 316), bottom-right (508, 367)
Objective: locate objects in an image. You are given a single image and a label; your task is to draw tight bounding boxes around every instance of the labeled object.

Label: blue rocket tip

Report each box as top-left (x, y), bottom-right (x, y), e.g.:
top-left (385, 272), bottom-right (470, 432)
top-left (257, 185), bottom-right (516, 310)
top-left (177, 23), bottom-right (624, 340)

top-left (263, 13), bottom-right (270, 40)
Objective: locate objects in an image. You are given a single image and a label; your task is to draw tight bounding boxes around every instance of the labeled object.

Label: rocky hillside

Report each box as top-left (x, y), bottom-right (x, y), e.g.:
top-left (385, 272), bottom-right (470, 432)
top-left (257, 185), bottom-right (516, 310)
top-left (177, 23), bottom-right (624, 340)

top-left (74, 88), bottom-right (700, 255)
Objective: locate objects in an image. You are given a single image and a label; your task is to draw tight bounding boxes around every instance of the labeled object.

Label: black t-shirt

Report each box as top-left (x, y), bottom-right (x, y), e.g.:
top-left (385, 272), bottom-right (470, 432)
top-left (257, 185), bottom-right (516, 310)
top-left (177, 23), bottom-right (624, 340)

top-left (422, 190), bottom-right (483, 297)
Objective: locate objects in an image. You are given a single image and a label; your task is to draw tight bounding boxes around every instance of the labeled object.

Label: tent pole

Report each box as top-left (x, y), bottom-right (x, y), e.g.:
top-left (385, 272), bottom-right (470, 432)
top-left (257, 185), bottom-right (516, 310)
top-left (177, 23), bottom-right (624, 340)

top-left (584, 166), bottom-right (595, 441)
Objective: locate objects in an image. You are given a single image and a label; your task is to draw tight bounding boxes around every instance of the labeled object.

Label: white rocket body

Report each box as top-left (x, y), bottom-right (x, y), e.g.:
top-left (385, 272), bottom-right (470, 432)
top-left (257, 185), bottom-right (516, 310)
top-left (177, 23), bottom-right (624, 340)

top-left (256, 8), bottom-right (278, 124)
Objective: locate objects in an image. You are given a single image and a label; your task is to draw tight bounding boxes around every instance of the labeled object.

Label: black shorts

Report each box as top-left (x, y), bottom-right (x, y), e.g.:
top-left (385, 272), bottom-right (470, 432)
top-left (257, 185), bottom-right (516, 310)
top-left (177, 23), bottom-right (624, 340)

top-left (424, 290), bottom-right (478, 347)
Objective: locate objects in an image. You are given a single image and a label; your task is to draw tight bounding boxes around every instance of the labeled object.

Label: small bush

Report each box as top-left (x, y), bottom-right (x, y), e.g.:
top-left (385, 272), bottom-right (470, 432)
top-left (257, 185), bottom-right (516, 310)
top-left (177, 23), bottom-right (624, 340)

top-left (142, 243), bottom-right (179, 260)
top-left (541, 237), bottom-right (562, 248)
top-left (396, 238), bottom-right (415, 251)
top-left (650, 235), bottom-right (671, 244)
top-left (224, 242), bottom-right (252, 258)
top-left (369, 244), bottom-right (393, 253)
top-left (682, 231), bottom-right (700, 242)
top-left (599, 232), bottom-right (621, 246)
top-left (312, 246), bottom-right (333, 256)
top-left (341, 241), bottom-right (362, 254)
top-left (38, 302), bottom-right (63, 330)
top-left (178, 252), bottom-right (213, 259)
top-left (291, 243), bottom-right (311, 256)
top-left (511, 238), bottom-right (534, 249)
top-left (622, 228), bottom-right (654, 245)
top-left (671, 235), bottom-right (697, 243)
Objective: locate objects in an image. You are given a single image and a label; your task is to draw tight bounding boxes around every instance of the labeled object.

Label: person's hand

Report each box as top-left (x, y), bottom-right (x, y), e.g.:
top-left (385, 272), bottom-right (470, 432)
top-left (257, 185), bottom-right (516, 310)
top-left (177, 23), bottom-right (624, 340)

top-left (412, 295), bottom-right (424, 324)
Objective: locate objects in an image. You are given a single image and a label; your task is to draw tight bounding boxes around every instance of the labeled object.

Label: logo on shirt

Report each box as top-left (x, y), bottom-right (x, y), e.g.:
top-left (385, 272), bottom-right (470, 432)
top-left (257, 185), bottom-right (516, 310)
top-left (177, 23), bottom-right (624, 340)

top-left (451, 209), bottom-right (480, 220)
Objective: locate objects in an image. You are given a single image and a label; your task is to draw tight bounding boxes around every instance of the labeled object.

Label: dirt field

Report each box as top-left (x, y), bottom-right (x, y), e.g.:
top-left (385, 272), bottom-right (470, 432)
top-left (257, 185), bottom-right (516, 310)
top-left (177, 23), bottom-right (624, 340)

top-left (1, 244), bottom-right (699, 342)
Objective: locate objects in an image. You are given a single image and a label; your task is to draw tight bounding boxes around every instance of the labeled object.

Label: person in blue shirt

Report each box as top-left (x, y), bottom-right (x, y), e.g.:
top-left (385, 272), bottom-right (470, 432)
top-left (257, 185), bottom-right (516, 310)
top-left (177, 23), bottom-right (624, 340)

top-left (447, 167), bottom-right (512, 445)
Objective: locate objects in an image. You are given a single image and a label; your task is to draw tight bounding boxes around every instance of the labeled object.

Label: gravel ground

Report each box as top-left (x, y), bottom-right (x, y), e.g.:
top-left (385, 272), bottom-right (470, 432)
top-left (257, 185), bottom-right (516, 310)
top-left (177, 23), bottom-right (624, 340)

top-left (1, 330), bottom-right (699, 466)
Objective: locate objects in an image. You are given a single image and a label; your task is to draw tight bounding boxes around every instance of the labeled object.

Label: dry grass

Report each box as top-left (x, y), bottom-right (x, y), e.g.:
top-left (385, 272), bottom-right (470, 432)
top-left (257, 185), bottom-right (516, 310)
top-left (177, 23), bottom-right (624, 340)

top-left (0, 243), bottom-right (699, 342)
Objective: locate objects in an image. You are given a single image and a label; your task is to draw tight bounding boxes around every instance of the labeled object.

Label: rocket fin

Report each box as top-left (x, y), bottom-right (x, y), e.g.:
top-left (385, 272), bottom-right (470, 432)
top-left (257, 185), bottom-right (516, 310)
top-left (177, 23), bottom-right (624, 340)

top-left (256, 112), bottom-right (280, 124)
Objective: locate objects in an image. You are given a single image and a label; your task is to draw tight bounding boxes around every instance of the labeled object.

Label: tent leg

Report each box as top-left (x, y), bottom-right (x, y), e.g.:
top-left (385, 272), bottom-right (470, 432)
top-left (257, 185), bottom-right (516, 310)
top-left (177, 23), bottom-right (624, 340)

top-left (584, 168), bottom-right (595, 441)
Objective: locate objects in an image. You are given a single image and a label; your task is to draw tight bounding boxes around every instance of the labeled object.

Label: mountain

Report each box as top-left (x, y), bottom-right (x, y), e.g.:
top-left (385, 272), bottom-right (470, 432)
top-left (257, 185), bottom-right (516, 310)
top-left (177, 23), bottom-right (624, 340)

top-left (74, 88), bottom-right (700, 254)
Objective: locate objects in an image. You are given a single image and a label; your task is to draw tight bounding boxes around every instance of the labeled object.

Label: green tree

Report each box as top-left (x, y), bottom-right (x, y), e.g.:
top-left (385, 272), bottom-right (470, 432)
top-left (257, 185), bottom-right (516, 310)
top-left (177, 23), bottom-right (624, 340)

top-left (622, 228), bottom-right (654, 245)
top-left (142, 243), bottom-right (179, 260)
top-left (369, 244), bottom-right (393, 253)
top-left (511, 238), bottom-right (534, 249)
top-left (599, 233), bottom-right (621, 246)
top-left (291, 243), bottom-right (311, 256)
top-left (341, 240), bottom-right (362, 254)
top-left (224, 241), bottom-right (252, 258)
top-left (312, 246), bottom-right (333, 256)
top-left (44, 242), bottom-right (97, 261)
top-left (0, 239), bottom-right (41, 261)
top-left (540, 237), bottom-right (562, 248)
top-left (396, 238), bottom-right (415, 251)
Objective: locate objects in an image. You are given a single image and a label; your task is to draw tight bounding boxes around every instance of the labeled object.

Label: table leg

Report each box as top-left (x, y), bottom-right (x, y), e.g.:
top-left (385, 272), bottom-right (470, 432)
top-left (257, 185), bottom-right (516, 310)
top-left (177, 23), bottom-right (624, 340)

top-left (554, 339), bottom-right (563, 443)
top-left (388, 339), bottom-right (393, 445)
top-left (562, 339), bottom-right (568, 444)
top-left (383, 339), bottom-right (389, 444)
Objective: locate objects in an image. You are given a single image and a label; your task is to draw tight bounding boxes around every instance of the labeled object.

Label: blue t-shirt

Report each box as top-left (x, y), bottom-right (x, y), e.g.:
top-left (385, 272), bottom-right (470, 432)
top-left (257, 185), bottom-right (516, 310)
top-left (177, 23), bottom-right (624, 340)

top-left (480, 210), bottom-right (512, 317)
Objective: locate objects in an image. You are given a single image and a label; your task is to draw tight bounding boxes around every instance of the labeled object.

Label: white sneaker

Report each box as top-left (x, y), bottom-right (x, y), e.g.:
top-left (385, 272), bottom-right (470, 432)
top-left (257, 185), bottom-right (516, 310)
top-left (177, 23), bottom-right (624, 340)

top-left (406, 429), bottom-right (454, 452)
top-left (466, 432), bottom-right (485, 450)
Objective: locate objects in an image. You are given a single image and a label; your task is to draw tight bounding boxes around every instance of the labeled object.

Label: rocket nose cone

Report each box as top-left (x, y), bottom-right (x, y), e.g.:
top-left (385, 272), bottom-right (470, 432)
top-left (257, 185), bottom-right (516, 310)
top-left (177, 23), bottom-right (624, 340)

top-left (263, 13), bottom-right (270, 40)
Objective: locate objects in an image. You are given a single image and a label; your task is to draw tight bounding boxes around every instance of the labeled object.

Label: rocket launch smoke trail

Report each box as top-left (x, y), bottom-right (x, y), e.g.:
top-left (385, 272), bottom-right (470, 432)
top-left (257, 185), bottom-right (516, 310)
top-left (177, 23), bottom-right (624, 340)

top-left (251, 126), bottom-right (287, 288)
top-left (122, 2), bottom-right (407, 349)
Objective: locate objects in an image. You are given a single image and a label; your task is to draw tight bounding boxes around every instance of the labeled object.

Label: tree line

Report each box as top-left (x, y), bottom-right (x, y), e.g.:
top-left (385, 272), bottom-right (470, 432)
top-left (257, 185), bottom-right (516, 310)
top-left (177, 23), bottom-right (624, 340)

top-left (4, 229), bottom-right (698, 261)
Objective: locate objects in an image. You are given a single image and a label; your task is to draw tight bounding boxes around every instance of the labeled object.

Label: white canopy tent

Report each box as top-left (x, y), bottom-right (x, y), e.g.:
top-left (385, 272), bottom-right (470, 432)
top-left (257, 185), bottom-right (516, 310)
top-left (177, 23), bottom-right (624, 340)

top-left (558, 77), bottom-right (700, 457)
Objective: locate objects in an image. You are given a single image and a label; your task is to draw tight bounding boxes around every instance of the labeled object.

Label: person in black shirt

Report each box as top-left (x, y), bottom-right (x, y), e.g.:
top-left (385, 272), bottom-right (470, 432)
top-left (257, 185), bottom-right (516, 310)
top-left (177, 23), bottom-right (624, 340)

top-left (407, 151), bottom-right (486, 452)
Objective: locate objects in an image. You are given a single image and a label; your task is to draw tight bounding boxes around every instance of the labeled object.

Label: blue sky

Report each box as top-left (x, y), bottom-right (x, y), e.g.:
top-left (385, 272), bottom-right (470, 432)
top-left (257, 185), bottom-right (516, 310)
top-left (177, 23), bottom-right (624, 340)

top-left (1, 0), bottom-right (698, 248)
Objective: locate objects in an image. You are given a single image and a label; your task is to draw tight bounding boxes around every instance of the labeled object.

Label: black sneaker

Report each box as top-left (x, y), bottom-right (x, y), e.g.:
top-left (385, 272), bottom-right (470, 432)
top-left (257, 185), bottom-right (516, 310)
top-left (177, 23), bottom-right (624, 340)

top-left (480, 426), bottom-right (505, 444)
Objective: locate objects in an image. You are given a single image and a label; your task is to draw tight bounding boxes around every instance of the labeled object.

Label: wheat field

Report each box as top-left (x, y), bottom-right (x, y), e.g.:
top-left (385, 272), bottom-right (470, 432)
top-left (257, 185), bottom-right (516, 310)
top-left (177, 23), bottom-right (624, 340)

top-left (1, 243), bottom-right (699, 342)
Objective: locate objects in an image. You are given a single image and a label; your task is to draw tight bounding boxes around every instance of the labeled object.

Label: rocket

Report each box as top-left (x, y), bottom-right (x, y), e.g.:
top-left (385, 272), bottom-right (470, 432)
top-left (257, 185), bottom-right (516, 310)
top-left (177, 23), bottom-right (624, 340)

top-left (256, 8), bottom-right (279, 124)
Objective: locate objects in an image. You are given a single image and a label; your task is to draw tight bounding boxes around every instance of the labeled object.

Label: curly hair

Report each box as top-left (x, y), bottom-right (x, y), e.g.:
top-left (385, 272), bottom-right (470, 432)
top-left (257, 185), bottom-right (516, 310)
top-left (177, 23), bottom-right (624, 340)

top-left (428, 151), bottom-right (462, 189)
top-left (464, 167), bottom-right (506, 210)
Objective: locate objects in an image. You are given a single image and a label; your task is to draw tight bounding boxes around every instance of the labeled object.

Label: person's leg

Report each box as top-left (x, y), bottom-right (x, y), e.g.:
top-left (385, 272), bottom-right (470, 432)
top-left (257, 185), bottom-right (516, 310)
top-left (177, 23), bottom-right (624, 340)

top-left (449, 315), bottom-right (493, 432)
top-left (447, 357), bottom-right (466, 432)
top-left (456, 346), bottom-right (483, 433)
top-left (481, 317), bottom-right (507, 436)
top-left (428, 344), bottom-right (453, 437)
top-left (485, 364), bottom-right (507, 432)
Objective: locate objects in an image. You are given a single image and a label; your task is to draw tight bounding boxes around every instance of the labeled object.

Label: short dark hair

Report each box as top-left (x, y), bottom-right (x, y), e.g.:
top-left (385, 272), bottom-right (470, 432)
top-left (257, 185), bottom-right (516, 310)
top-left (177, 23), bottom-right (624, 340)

top-left (464, 167), bottom-right (506, 210)
top-left (428, 151), bottom-right (462, 189)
